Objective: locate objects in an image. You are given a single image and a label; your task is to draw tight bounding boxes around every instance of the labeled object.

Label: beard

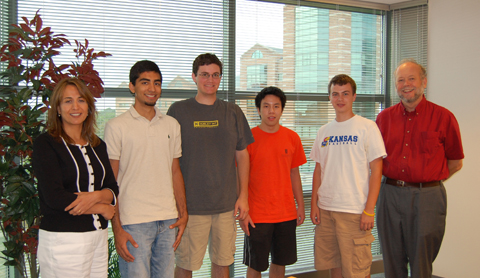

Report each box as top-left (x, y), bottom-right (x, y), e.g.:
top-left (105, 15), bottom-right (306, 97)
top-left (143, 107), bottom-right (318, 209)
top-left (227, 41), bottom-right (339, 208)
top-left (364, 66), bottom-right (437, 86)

top-left (144, 100), bottom-right (157, 106)
top-left (397, 87), bottom-right (423, 104)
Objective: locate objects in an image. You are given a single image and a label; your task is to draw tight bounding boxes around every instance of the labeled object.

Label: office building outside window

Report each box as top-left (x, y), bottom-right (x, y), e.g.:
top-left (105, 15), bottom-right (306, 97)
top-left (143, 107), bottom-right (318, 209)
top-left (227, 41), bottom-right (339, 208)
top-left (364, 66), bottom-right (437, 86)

top-left (0, 0), bottom-right (428, 276)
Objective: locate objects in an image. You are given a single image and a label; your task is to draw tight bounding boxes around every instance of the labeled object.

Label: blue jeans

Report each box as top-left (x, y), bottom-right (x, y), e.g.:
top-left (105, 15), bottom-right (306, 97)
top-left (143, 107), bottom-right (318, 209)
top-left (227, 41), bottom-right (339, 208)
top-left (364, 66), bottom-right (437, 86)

top-left (119, 219), bottom-right (177, 278)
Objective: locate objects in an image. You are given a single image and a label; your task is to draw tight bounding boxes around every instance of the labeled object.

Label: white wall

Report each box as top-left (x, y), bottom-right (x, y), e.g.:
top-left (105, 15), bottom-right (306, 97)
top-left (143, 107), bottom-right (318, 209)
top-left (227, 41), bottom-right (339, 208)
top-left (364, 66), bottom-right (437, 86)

top-left (428, 0), bottom-right (480, 276)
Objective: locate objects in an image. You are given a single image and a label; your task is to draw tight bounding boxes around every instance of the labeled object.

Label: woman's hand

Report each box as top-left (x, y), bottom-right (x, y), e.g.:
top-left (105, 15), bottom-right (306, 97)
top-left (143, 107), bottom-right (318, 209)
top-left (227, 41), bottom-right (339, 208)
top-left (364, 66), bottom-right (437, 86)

top-left (65, 191), bottom-right (101, 215)
top-left (67, 203), bottom-right (115, 220)
top-left (100, 204), bottom-right (115, 220)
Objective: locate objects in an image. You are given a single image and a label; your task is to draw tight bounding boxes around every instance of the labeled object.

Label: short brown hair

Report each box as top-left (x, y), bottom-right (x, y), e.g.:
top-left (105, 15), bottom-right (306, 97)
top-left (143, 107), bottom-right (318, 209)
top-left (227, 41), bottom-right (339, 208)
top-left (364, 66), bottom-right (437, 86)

top-left (192, 53), bottom-right (223, 76)
top-left (328, 74), bottom-right (357, 95)
top-left (47, 78), bottom-right (100, 146)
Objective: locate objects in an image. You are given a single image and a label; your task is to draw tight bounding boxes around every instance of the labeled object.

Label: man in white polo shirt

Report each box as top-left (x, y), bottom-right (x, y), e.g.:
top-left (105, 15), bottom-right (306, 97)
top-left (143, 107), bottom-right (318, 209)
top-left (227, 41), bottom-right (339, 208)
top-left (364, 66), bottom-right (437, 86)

top-left (105, 60), bottom-right (188, 278)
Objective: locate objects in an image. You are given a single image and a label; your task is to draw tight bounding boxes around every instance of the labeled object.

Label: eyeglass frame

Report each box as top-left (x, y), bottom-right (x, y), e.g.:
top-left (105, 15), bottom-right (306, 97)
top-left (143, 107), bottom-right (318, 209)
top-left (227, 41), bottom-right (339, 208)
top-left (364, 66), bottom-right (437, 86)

top-left (197, 72), bottom-right (222, 79)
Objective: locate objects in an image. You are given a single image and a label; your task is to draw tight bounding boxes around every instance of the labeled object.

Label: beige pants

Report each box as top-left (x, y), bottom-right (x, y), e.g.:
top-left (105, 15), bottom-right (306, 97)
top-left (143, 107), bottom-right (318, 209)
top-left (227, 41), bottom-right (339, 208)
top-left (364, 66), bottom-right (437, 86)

top-left (175, 210), bottom-right (236, 271)
top-left (314, 209), bottom-right (374, 278)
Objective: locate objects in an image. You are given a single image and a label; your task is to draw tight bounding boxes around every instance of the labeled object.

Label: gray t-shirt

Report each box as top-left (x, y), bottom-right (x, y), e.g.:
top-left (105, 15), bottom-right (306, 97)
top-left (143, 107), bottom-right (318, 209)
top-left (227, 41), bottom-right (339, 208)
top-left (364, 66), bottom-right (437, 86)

top-left (167, 97), bottom-right (254, 215)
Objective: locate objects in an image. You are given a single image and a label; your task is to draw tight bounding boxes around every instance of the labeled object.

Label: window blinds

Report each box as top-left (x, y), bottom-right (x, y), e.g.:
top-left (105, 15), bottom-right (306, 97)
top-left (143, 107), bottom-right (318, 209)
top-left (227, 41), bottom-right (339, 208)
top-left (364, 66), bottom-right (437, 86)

top-left (1, 0), bottom-right (426, 277)
top-left (387, 4), bottom-right (428, 107)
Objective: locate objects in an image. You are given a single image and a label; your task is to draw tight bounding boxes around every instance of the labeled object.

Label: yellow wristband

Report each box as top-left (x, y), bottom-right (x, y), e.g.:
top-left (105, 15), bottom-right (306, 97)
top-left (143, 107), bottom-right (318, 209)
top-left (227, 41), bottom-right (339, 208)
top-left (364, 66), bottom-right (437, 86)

top-left (363, 210), bottom-right (375, 217)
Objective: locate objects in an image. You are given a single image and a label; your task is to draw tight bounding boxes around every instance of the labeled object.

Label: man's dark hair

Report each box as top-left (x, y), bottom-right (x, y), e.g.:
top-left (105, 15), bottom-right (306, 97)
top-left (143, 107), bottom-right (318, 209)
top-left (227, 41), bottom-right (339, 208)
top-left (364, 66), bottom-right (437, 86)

top-left (255, 86), bottom-right (287, 110)
top-left (192, 53), bottom-right (223, 76)
top-left (129, 60), bottom-right (162, 85)
top-left (328, 74), bottom-right (357, 95)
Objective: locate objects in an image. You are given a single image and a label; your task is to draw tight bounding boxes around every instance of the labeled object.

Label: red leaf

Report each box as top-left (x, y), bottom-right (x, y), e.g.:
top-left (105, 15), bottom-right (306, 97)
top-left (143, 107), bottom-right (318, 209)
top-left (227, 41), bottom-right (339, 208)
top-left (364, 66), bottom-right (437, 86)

top-left (81, 75), bottom-right (95, 84)
top-left (20, 23), bottom-right (34, 36)
top-left (30, 14), bottom-right (36, 25)
top-left (39, 26), bottom-right (51, 37)
top-left (21, 16), bottom-right (29, 25)
top-left (35, 15), bottom-right (43, 33)
top-left (58, 64), bottom-right (70, 71)
top-left (87, 48), bottom-right (94, 58)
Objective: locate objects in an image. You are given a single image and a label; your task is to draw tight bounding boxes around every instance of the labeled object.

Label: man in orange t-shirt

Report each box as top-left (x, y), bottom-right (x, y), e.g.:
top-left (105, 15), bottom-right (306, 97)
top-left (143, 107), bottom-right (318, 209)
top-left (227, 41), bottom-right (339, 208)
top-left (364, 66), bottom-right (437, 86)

top-left (240, 86), bottom-right (307, 278)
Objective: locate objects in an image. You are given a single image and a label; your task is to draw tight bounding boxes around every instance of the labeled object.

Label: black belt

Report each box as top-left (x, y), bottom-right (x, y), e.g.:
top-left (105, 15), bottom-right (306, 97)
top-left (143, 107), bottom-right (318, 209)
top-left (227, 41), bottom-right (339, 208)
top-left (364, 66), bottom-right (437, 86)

top-left (385, 178), bottom-right (440, 188)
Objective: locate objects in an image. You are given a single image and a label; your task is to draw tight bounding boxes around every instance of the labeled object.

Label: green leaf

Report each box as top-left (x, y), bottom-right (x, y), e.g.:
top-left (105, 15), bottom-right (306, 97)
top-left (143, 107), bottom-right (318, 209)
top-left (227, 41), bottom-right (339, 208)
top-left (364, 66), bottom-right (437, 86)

top-left (31, 62), bottom-right (44, 71)
top-left (18, 87), bottom-right (33, 102)
top-left (21, 48), bottom-right (33, 58)
top-left (22, 182), bottom-right (36, 195)
top-left (3, 241), bottom-right (19, 251)
top-left (3, 260), bottom-right (17, 266)
top-left (16, 203), bottom-right (26, 214)
top-left (7, 175), bottom-right (24, 184)
top-left (32, 80), bottom-right (42, 90)
top-left (18, 132), bottom-right (29, 142)
top-left (9, 193), bottom-right (21, 206)
top-left (11, 74), bottom-right (26, 85)
top-left (5, 183), bottom-right (21, 193)
top-left (0, 162), bottom-right (9, 172)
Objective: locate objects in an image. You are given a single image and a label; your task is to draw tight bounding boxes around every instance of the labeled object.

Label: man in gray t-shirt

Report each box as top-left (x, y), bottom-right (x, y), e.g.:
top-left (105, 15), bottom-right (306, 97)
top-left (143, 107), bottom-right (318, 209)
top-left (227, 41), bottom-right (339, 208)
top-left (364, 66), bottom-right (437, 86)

top-left (167, 53), bottom-right (254, 278)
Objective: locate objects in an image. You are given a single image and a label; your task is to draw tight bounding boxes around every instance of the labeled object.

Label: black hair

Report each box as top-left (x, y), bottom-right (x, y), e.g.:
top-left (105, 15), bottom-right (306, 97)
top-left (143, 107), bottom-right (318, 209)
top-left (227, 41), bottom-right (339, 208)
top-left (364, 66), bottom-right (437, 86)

top-left (129, 60), bottom-right (162, 85)
top-left (255, 86), bottom-right (287, 110)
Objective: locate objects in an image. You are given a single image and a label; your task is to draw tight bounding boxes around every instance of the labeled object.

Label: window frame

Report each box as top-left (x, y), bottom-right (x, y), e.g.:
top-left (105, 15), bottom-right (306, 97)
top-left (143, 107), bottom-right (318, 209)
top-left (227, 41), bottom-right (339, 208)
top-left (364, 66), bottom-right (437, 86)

top-left (1, 0), bottom-right (429, 277)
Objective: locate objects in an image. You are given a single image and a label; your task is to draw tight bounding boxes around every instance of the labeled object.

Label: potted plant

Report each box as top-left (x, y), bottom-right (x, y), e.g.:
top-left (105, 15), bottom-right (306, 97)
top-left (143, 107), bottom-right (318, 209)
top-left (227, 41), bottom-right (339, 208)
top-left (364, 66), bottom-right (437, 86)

top-left (0, 10), bottom-right (110, 278)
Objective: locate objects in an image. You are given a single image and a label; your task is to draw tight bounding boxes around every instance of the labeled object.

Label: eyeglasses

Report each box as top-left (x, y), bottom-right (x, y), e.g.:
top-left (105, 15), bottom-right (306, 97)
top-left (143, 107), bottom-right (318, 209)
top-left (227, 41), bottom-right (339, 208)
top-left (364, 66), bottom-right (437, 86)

top-left (198, 72), bottom-right (222, 79)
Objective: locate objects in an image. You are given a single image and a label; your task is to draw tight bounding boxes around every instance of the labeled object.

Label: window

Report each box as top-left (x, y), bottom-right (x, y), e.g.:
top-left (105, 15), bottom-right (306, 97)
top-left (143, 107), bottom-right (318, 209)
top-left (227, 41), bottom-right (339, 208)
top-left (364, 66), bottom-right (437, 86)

top-left (0, 0), bottom-right (10, 86)
top-left (1, 0), bottom-right (428, 277)
top-left (387, 3), bottom-right (428, 108)
top-left (251, 50), bottom-right (263, 59)
top-left (247, 64), bottom-right (268, 89)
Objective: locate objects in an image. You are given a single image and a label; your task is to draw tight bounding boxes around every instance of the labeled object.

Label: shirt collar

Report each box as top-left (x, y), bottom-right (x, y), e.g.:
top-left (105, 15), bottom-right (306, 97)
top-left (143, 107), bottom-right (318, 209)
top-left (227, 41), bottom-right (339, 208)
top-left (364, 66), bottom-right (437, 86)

top-left (128, 105), bottom-right (163, 120)
top-left (400, 95), bottom-right (427, 115)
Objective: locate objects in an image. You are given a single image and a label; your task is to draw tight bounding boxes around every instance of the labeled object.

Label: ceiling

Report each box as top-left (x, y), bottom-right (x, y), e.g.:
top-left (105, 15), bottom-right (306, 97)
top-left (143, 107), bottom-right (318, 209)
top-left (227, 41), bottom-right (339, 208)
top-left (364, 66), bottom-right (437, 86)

top-left (323, 0), bottom-right (422, 10)
top-left (361, 0), bottom-right (413, 4)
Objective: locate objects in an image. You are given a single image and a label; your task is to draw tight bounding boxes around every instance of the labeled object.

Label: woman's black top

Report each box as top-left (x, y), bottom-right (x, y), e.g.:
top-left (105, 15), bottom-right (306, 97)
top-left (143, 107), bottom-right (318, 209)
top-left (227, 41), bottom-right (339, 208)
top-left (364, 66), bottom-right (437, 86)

top-left (33, 133), bottom-right (119, 232)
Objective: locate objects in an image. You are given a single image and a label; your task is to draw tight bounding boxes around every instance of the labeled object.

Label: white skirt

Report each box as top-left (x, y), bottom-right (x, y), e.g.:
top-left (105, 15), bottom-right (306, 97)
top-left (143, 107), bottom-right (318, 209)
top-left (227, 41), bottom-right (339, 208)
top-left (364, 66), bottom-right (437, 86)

top-left (38, 229), bottom-right (108, 278)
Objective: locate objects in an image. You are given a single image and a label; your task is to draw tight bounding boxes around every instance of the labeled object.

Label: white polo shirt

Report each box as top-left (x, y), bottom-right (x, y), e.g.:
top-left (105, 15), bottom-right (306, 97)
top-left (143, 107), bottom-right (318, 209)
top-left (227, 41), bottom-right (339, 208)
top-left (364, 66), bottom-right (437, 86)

top-left (105, 106), bottom-right (181, 225)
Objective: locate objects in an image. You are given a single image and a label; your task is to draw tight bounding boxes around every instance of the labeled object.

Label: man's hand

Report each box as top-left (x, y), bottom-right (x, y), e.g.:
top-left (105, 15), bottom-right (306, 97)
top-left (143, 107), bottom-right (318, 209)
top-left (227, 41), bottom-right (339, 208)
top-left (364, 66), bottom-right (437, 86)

top-left (65, 191), bottom-right (101, 215)
top-left (171, 158), bottom-right (187, 251)
top-left (234, 195), bottom-right (249, 220)
top-left (360, 212), bottom-right (374, 231)
top-left (235, 148), bottom-right (249, 220)
top-left (114, 227), bottom-right (138, 262)
top-left (296, 207), bottom-right (305, 226)
top-left (310, 205), bottom-right (321, 225)
top-left (169, 215), bottom-right (188, 251)
top-left (311, 163), bottom-right (322, 225)
top-left (240, 215), bottom-right (255, 236)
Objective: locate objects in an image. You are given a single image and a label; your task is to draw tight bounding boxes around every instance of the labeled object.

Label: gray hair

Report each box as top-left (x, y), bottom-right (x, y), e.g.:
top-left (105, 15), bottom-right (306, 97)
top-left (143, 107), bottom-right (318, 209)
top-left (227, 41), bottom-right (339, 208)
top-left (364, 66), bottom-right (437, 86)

top-left (395, 58), bottom-right (427, 79)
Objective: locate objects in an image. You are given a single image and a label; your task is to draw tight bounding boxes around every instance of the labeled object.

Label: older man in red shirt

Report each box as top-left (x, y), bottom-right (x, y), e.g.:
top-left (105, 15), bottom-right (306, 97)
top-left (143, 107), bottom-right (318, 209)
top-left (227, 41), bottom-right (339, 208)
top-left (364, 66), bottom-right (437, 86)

top-left (376, 59), bottom-right (464, 278)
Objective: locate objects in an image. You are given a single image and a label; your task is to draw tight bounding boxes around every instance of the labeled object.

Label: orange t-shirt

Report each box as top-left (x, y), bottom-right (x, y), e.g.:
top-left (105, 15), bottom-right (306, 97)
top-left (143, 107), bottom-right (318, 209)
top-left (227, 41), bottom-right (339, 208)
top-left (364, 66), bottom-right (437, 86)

top-left (247, 126), bottom-right (307, 223)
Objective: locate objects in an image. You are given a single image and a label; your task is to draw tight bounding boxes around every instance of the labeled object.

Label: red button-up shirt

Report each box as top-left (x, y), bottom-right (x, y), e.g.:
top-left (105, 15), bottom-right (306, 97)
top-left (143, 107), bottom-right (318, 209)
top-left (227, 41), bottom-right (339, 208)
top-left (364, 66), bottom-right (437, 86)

top-left (376, 96), bottom-right (464, 183)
